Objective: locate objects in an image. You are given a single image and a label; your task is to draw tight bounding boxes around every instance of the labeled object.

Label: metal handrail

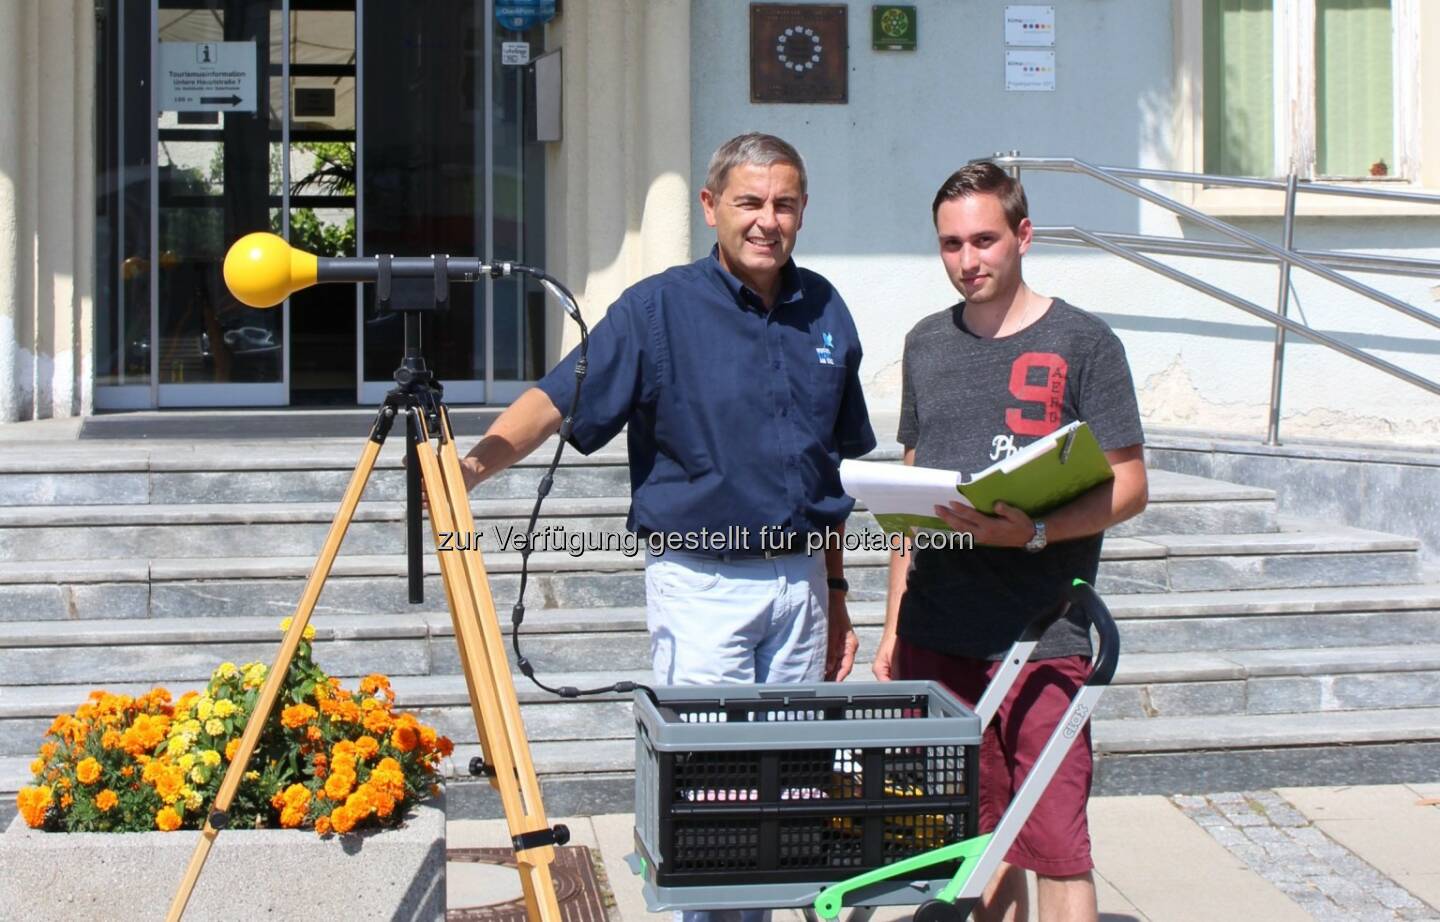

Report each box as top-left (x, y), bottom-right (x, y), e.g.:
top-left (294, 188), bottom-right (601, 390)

top-left (991, 155), bottom-right (1440, 445)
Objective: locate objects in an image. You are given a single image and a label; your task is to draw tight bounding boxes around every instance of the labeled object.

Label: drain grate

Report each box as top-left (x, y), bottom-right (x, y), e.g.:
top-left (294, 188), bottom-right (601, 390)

top-left (446, 845), bottom-right (609, 922)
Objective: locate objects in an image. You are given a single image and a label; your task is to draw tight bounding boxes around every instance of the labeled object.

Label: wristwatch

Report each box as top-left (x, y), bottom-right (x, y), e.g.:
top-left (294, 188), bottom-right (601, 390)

top-left (1024, 520), bottom-right (1048, 553)
top-left (826, 577), bottom-right (849, 594)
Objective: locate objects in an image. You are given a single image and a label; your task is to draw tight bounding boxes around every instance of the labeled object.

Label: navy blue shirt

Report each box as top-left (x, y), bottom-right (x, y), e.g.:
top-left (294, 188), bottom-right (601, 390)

top-left (536, 249), bottom-right (876, 552)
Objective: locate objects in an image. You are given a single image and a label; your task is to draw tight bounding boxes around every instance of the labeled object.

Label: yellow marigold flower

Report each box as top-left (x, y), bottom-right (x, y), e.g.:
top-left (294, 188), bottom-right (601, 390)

top-left (75, 757), bottom-right (102, 786)
top-left (205, 718), bottom-right (225, 737)
top-left (95, 789), bottom-right (118, 812)
top-left (184, 788), bottom-right (203, 811)
top-left (166, 736), bottom-right (191, 758)
top-left (360, 697), bottom-right (380, 712)
top-left (201, 749), bottom-right (221, 768)
top-left (29, 757), bottom-right (43, 775)
top-left (355, 736), bottom-right (379, 760)
top-left (196, 698), bottom-right (214, 721)
top-left (156, 806), bottom-right (182, 831)
top-left (212, 698), bottom-right (238, 719)
top-left (344, 787), bottom-right (373, 817)
top-left (278, 617), bottom-right (317, 641)
top-left (189, 765), bottom-right (209, 786)
top-left (215, 662), bottom-right (238, 679)
top-left (281, 703), bottom-right (317, 730)
top-left (244, 770), bottom-right (261, 782)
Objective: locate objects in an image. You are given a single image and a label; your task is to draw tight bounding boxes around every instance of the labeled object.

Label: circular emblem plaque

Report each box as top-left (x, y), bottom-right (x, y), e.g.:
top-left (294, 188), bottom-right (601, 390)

top-left (775, 25), bottom-right (823, 73)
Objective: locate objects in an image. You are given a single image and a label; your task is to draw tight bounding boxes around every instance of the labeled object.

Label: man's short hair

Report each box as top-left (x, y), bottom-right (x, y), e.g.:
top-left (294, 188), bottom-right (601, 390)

top-left (705, 133), bottom-right (808, 198)
top-left (931, 160), bottom-right (1028, 231)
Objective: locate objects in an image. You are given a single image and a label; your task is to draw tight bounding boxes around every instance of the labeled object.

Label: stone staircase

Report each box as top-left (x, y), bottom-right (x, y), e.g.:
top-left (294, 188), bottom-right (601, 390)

top-left (2, 435), bottom-right (1438, 824)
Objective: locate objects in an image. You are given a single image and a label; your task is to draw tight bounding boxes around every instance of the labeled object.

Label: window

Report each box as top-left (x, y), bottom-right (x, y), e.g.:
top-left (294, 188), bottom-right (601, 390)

top-left (1186, 0), bottom-right (1420, 182)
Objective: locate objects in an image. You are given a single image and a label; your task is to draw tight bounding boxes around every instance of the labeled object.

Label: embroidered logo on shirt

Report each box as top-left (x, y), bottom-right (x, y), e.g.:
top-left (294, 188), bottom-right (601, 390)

top-left (815, 331), bottom-right (836, 365)
top-left (989, 434), bottom-right (1018, 460)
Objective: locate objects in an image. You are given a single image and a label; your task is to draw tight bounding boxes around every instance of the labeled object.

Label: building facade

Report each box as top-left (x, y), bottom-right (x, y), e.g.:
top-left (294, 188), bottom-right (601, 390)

top-left (3, 1), bottom-right (1437, 445)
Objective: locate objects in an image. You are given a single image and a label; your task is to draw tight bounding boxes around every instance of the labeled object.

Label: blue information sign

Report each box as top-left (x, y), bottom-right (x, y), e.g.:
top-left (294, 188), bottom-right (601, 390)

top-left (495, 0), bottom-right (556, 32)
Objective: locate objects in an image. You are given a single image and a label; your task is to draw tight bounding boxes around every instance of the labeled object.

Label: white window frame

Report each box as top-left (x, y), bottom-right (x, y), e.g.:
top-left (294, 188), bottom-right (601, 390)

top-left (1173, 0), bottom-right (1434, 216)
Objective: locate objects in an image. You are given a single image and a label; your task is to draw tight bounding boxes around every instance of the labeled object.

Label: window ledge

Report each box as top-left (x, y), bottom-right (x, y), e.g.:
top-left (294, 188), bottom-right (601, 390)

top-left (1188, 185), bottom-right (1440, 218)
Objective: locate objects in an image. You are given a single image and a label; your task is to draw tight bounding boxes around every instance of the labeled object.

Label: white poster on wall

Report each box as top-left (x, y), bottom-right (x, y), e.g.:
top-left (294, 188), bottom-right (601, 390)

top-left (1005, 50), bottom-right (1056, 91)
top-left (158, 41), bottom-right (257, 113)
top-left (1005, 5), bottom-right (1056, 47)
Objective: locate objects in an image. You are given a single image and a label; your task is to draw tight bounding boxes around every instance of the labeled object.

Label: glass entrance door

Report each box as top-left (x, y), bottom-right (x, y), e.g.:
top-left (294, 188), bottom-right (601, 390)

top-left (95, 0), bottom-right (546, 409)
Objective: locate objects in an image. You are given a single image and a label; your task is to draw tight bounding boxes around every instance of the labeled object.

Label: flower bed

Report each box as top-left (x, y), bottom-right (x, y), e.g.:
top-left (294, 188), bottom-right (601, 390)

top-left (6, 621), bottom-right (451, 919)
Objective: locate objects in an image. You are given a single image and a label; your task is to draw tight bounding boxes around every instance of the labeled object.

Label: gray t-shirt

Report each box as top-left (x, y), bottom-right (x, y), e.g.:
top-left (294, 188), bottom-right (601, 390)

top-left (896, 298), bottom-right (1144, 660)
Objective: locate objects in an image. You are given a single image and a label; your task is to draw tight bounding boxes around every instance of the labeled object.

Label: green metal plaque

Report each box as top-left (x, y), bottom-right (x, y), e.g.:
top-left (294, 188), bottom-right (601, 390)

top-left (872, 5), bottom-right (916, 50)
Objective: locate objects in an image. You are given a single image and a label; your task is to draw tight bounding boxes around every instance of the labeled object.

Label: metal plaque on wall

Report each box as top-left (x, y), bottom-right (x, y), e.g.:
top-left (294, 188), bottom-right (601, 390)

top-left (750, 4), bottom-right (848, 104)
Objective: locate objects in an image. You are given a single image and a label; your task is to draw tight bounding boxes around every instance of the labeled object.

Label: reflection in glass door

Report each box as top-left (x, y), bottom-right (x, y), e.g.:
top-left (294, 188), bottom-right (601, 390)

top-left (95, 0), bottom-right (544, 409)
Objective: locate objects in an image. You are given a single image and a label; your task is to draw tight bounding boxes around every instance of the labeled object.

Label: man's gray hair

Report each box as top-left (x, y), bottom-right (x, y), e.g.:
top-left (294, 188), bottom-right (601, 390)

top-left (704, 133), bottom-right (808, 197)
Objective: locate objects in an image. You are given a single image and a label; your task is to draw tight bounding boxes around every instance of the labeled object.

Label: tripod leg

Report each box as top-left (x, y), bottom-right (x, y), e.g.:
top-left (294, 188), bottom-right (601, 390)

top-left (166, 422), bottom-right (391, 922)
top-left (409, 408), bottom-right (562, 922)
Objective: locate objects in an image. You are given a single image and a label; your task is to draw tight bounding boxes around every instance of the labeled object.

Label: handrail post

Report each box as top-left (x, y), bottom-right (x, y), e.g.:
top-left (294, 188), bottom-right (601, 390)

top-left (1266, 174), bottom-right (1300, 446)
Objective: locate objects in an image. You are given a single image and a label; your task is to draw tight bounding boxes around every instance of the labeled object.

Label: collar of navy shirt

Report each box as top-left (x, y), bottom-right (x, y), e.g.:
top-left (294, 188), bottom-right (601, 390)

top-left (707, 244), bottom-right (807, 314)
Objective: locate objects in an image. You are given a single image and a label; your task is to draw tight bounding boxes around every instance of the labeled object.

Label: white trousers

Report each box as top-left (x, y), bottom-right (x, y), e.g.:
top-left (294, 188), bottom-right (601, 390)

top-left (644, 549), bottom-right (830, 922)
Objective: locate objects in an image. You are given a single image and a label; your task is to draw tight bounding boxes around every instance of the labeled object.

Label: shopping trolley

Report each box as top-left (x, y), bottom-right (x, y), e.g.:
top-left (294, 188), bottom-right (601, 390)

top-left (626, 580), bottom-right (1119, 921)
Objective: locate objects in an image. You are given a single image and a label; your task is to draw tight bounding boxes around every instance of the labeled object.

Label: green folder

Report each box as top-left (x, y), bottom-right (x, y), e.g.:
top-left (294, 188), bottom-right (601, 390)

top-left (871, 421), bottom-right (1114, 534)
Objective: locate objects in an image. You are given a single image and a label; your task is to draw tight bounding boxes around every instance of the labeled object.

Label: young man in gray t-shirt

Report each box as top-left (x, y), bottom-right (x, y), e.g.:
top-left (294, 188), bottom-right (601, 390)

top-left (872, 162), bottom-right (1148, 922)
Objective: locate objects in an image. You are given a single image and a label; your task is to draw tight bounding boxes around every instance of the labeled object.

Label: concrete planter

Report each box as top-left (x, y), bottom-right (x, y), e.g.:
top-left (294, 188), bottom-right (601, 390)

top-left (0, 794), bottom-right (446, 922)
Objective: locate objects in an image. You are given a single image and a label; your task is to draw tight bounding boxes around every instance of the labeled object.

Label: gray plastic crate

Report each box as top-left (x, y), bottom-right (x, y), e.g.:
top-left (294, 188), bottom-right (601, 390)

top-left (630, 680), bottom-right (983, 912)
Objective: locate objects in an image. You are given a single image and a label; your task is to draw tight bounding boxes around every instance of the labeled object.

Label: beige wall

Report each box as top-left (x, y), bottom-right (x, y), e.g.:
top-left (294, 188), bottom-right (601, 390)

top-left (543, 0), bottom-right (692, 355)
top-left (0, 1), bottom-right (93, 422)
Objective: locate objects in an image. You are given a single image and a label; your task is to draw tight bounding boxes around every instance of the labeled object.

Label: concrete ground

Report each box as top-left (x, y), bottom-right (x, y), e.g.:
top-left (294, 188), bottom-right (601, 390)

top-left (447, 784), bottom-right (1440, 921)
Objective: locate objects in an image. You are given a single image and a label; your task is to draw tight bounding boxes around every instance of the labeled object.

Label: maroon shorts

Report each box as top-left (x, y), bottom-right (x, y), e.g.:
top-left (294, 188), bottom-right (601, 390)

top-left (895, 637), bottom-right (1095, 877)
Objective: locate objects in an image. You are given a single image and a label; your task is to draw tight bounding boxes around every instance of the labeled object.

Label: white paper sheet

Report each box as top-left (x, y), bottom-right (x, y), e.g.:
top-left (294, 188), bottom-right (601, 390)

top-left (838, 459), bottom-right (972, 515)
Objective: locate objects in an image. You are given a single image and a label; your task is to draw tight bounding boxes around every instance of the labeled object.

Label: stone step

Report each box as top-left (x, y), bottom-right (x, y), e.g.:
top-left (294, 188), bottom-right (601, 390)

top-left (6, 641), bottom-right (1439, 756)
top-left (0, 474), bottom-right (1278, 561)
top-left (4, 581), bottom-right (1438, 688)
top-left (0, 436), bottom-right (638, 507)
top-left (0, 520), bottom-right (1420, 620)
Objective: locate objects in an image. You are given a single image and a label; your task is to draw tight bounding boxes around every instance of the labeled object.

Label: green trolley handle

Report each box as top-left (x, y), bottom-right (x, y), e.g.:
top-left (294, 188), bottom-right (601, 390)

top-left (812, 832), bottom-right (992, 919)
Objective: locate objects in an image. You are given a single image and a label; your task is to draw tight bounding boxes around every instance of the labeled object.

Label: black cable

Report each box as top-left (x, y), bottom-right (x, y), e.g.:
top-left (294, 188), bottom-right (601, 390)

top-left (502, 265), bottom-right (658, 707)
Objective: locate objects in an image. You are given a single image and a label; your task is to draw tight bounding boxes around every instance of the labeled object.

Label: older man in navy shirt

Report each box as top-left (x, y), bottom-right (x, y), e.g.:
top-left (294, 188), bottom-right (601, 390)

top-left (459, 133), bottom-right (875, 709)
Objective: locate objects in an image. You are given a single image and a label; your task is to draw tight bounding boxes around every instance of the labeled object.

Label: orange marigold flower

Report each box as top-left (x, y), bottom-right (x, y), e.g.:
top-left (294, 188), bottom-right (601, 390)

top-left (332, 740), bottom-right (357, 759)
top-left (306, 725), bottom-right (322, 744)
top-left (373, 789), bottom-right (396, 818)
top-left (312, 753), bottom-right (329, 780)
top-left (28, 757), bottom-right (43, 775)
top-left (281, 703), bottom-right (317, 730)
top-left (17, 785), bottom-right (54, 827)
top-left (314, 815), bottom-right (332, 836)
top-left (329, 805), bottom-right (357, 834)
top-left (436, 736), bottom-right (454, 757)
top-left (75, 757), bottom-right (102, 786)
top-left (362, 709), bottom-right (392, 735)
top-left (359, 674), bottom-right (390, 696)
top-left (39, 741), bottom-right (57, 761)
top-left (355, 736), bottom-right (379, 760)
top-left (324, 770), bottom-right (354, 801)
top-left (60, 794), bottom-right (74, 809)
top-left (279, 805), bottom-right (307, 828)
top-left (225, 738), bottom-right (241, 761)
top-left (156, 806), bottom-right (182, 831)
top-left (95, 789), bottom-right (119, 812)
top-left (391, 725), bottom-right (419, 753)
top-left (345, 787), bottom-right (373, 817)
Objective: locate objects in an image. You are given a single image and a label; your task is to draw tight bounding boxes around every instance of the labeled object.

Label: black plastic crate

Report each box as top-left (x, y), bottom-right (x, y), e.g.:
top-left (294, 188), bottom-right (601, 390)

top-left (633, 681), bottom-right (982, 888)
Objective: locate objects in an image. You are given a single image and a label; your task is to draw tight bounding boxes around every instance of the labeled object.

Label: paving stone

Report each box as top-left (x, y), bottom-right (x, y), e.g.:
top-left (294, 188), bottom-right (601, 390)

top-left (1375, 886), bottom-right (1426, 911)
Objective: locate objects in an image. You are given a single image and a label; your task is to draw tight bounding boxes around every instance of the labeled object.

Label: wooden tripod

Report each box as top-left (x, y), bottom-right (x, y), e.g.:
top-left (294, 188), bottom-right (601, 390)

top-left (165, 391), bottom-right (563, 922)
